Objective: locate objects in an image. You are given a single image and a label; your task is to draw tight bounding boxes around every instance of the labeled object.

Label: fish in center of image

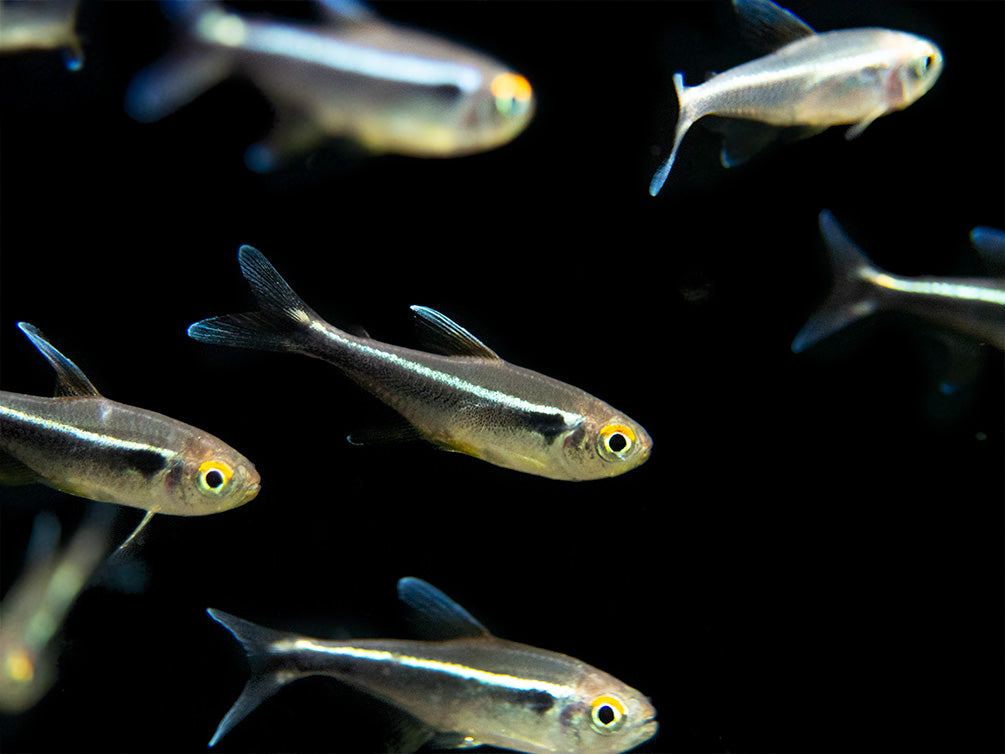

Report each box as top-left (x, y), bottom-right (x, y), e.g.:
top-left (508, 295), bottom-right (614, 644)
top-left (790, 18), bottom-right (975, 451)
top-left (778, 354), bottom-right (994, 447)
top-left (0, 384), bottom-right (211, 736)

top-left (187, 246), bottom-right (651, 480)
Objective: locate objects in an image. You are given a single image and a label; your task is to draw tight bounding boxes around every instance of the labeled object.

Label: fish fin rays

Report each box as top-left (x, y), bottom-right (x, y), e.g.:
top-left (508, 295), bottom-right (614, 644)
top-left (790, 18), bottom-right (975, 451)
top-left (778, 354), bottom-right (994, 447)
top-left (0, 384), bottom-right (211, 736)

top-left (792, 211), bottom-right (883, 353)
top-left (115, 510), bottom-right (156, 553)
top-left (410, 306), bottom-right (500, 359)
top-left (0, 449), bottom-right (43, 485)
top-left (712, 120), bottom-right (826, 168)
top-left (187, 246), bottom-right (321, 353)
top-left (16, 322), bottom-right (101, 397)
top-left (732, 0), bottom-right (815, 54)
top-left (397, 577), bottom-right (491, 640)
top-left (206, 608), bottom-right (297, 747)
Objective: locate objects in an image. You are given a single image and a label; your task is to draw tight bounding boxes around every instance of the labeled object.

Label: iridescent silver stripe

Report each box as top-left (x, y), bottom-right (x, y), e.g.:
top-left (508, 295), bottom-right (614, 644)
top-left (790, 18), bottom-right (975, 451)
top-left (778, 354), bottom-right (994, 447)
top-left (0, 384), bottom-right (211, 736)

top-left (274, 638), bottom-right (570, 697)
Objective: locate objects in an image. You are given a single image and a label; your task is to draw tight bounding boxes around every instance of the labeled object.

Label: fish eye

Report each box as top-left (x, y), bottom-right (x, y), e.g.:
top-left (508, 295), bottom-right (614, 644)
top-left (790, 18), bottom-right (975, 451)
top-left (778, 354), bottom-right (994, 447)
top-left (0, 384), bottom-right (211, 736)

top-left (590, 694), bottom-right (626, 734)
top-left (198, 460), bottom-right (234, 494)
top-left (490, 72), bottom-right (533, 118)
top-left (598, 423), bottom-right (636, 461)
top-left (912, 54), bottom-right (934, 78)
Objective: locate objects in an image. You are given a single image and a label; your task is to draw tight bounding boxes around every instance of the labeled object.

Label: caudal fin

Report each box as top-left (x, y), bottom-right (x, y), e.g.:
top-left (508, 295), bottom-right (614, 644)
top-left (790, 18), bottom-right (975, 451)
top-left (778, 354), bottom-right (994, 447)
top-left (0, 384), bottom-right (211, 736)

top-left (649, 73), bottom-right (694, 196)
top-left (791, 211), bottom-right (883, 353)
top-left (187, 245), bottom-right (322, 353)
top-left (206, 608), bottom-right (296, 747)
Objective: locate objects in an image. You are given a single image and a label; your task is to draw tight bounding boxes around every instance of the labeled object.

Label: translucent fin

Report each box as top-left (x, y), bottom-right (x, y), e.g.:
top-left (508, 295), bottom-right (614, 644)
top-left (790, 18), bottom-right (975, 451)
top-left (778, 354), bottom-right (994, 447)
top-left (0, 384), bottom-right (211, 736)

top-left (649, 73), bottom-right (693, 196)
top-left (16, 322), bottom-right (100, 397)
top-left (115, 510), bottom-right (155, 553)
top-left (187, 245), bottom-right (323, 353)
top-left (732, 0), bottom-right (815, 53)
top-left (397, 577), bottom-right (491, 640)
top-left (0, 449), bottom-right (42, 485)
top-left (791, 211), bottom-right (882, 353)
top-left (125, 48), bottom-right (232, 123)
top-left (206, 608), bottom-right (296, 747)
top-left (317, 0), bottom-right (376, 24)
top-left (410, 306), bottom-right (500, 359)
top-left (970, 227), bottom-right (1005, 273)
top-left (714, 118), bottom-right (782, 167)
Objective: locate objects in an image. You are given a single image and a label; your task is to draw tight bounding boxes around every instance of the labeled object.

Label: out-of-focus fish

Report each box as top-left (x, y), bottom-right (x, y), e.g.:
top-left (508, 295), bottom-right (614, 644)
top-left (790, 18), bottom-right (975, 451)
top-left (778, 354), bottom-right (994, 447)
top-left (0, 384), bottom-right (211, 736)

top-left (207, 577), bottom-right (658, 753)
top-left (0, 509), bottom-right (114, 713)
top-left (125, 0), bottom-right (535, 169)
top-left (0, 322), bottom-right (261, 544)
top-left (0, 0), bottom-right (84, 70)
top-left (792, 212), bottom-right (1005, 353)
top-left (187, 246), bottom-right (651, 481)
top-left (649, 0), bottom-right (943, 195)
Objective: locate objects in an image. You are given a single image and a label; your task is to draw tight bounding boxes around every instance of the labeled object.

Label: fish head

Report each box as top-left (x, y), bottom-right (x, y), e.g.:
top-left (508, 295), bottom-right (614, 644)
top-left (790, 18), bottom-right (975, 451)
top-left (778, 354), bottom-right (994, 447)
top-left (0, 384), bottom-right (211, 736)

top-left (556, 671), bottom-right (659, 753)
top-left (169, 436), bottom-right (261, 515)
top-left (454, 69), bottom-right (535, 153)
top-left (557, 412), bottom-right (652, 480)
top-left (888, 32), bottom-right (943, 109)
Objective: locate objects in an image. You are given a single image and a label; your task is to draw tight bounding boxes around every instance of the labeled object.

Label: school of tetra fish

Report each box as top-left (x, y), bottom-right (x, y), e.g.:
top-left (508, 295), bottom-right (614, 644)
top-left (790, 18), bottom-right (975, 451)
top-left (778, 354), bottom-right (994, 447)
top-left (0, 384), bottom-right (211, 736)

top-left (0, 0), bottom-right (1001, 752)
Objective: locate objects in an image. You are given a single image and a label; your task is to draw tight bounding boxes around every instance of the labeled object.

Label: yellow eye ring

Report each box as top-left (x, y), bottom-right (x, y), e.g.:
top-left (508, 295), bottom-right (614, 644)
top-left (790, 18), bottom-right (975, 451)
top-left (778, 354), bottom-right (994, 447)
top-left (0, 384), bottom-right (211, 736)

top-left (590, 694), bottom-right (626, 734)
top-left (198, 460), bottom-right (233, 494)
top-left (598, 423), bottom-right (636, 460)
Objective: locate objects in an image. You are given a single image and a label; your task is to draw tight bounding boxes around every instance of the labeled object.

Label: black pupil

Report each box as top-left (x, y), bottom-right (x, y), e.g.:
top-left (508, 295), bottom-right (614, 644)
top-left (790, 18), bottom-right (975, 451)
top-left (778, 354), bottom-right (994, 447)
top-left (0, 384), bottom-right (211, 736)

top-left (597, 704), bottom-right (616, 726)
top-left (607, 432), bottom-right (628, 453)
top-left (205, 469), bottom-right (225, 489)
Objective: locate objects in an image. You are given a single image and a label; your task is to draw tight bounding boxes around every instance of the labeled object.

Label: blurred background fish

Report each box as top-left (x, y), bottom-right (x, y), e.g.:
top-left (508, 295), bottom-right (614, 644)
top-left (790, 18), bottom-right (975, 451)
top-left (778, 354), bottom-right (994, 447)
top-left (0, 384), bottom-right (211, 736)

top-left (125, 0), bottom-right (535, 170)
top-left (649, 0), bottom-right (943, 195)
top-left (207, 577), bottom-right (658, 753)
top-left (0, 508), bottom-right (114, 713)
top-left (0, 0), bottom-right (84, 71)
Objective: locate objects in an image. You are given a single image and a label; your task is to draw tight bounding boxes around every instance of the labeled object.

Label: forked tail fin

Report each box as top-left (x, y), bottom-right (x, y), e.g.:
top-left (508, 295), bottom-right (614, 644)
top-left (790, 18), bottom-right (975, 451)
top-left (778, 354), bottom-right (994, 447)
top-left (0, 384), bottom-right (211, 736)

top-left (187, 245), bottom-right (323, 353)
top-left (649, 73), bottom-right (693, 196)
top-left (206, 608), bottom-right (297, 747)
top-left (791, 211), bottom-right (882, 353)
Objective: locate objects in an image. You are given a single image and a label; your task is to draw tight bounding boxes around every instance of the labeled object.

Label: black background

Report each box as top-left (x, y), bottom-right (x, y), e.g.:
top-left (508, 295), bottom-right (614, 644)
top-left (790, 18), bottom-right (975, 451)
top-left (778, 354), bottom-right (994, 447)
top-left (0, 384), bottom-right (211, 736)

top-left (1, 2), bottom-right (1002, 753)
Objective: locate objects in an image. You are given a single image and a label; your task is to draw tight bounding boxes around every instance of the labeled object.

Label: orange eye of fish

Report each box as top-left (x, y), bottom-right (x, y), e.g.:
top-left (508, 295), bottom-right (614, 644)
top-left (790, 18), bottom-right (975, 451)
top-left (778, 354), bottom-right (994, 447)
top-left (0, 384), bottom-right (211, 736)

top-left (590, 694), bottom-right (626, 734)
top-left (198, 460), bottom-right (233, 493)
top-left (490, 73), bottom-right (532, 118)
top-left (598, 423), bottom-right (636, 460)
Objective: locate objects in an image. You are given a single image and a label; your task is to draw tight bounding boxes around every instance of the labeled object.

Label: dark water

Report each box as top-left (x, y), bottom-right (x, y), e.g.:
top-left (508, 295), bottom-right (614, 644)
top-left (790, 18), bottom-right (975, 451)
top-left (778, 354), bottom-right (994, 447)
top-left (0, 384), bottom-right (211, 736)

top-left (1, 2), bottom-right (1002, 752)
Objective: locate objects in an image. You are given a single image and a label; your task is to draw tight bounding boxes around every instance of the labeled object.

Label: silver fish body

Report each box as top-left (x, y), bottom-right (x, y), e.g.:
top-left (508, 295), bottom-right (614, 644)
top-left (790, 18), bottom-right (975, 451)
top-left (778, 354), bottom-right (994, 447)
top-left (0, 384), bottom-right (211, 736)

top-left (649, 0), bottom-right (943, 194)
top-left (126, 0), bottom-right (534, 166)
top-left (187, 246), bottom-right (651, 481)
top-left (792, 212), bottom-right (1005, 352)
top-left (208, 578), bottom-right (658, 754)
top-left (0, 322), bottom-right (260, 517)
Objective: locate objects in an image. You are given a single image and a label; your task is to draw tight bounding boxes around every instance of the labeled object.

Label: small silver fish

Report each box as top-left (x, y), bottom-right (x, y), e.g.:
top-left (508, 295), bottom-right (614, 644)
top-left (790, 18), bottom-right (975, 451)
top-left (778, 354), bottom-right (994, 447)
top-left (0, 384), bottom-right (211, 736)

top-left (0, 322), bottom-right (261, 542)
top-left (187, 246), bottom-right (651, 481)
top-left (0, 0), bottom-right (84, 70)
top-left (649, 0), bottom-right (943, 195)
top-left (0, 509), bottom-right (114, 713)
top-left (125, 0), bottom-right (535, 169)
top-left (792, 212), bottom-right (1005, 353)
top-left (207, 577), bottom-right (658, 753)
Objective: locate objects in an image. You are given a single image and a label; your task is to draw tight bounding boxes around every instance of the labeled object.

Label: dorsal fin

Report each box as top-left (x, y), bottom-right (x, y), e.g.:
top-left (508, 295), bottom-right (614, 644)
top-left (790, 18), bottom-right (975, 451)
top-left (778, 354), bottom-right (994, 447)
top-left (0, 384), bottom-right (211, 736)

top-left (732, 0), bottom-right (815, 54)
top-left (410, 306), bottom-right (500, 359)
top-left (316, 0), bottom-right (376, 24)
top-left (17, 322), bottom-right (101, 397)
top-left (397, 577), bottom-right (491, 640)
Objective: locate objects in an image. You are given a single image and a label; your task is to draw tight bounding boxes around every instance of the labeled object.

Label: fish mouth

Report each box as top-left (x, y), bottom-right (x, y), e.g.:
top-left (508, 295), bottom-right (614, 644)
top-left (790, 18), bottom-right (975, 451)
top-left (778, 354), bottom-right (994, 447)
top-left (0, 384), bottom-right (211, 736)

top-left (241, 480), bottom-right (261, 503)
